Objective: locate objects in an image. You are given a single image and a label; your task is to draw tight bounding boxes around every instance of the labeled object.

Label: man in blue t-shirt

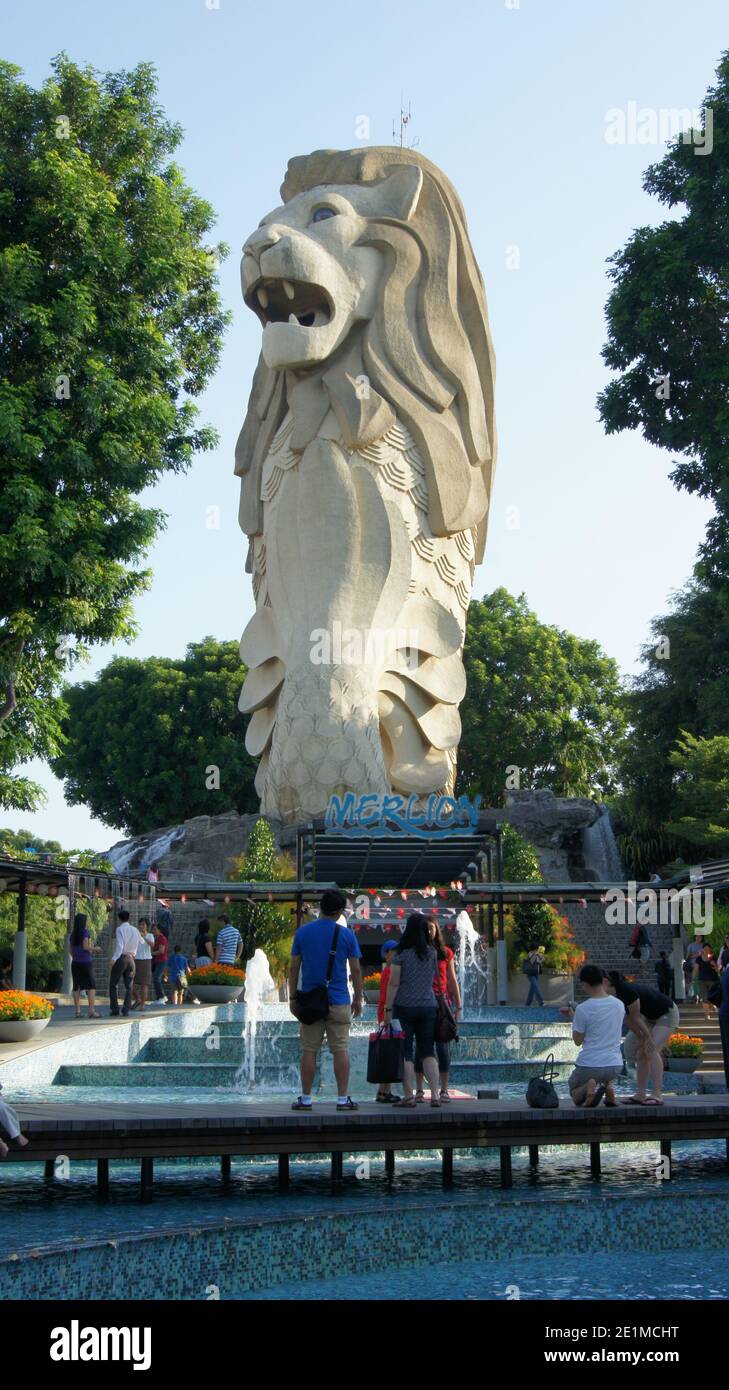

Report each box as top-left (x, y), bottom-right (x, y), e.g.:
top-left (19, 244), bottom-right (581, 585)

top-left (288, 889), bottom-right (363, 1111)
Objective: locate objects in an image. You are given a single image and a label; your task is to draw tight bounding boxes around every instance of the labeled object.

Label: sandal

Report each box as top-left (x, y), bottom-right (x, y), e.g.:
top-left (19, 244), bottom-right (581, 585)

top-left (291, 1097), bottom-right (314, 1110)
top-left (414, 1090), bottom-right (425, 1103)
top-left (439, 1089), bottom-right (451, 1103)
top-left (375, 1092), bottom-right (392, 1103)
top-left (588, 1085), bottom-right (606, 1108)
top-left (336, 1097), bottom-right (359, 1110)
top-left (392, 1097), bottom-right (417, 1108)
top-left (430, 1097), bottom-right (441, 1107)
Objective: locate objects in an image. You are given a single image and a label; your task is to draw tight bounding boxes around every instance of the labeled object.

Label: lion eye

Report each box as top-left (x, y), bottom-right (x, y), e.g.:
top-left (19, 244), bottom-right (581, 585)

top-left (311, 207), bottom-right (337, 223)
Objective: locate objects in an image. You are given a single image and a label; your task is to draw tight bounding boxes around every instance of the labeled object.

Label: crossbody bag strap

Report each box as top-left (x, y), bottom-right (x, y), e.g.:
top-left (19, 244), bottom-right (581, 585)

top-left (324, 924), bottom-right (341, 985)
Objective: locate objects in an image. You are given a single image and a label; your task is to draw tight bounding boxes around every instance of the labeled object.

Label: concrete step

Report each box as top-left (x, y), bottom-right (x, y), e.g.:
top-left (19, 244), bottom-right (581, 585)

top-left (56, 1063), bottom-right (242, 1087)
top-left (450, 1058), bottom-right (573, 1084)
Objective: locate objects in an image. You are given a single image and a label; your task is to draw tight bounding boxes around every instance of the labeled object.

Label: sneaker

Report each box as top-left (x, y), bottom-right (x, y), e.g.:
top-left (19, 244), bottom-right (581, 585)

top-left (291, 1097), bottom-right (313, 1111)
top-left (336, 1097), bottom-right (359, 1110)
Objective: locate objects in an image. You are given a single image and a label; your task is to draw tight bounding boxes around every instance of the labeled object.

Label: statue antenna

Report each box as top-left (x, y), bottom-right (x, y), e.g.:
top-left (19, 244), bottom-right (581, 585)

top-left (392, 97), bottom-right (419, 150)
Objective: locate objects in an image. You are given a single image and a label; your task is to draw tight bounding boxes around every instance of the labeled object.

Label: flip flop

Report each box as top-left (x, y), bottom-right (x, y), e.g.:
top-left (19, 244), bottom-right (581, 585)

top-left (588, 1085), bottom-right (606, 1108)
top-left (643, 1097), bottom-right (665, 1106)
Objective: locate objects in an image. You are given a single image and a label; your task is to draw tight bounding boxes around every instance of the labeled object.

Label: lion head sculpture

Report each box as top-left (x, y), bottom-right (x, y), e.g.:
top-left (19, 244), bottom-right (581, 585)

top-left (236, 146), bottom-right (496, 558)
top-left (235, 149), bottom-right (496, 822)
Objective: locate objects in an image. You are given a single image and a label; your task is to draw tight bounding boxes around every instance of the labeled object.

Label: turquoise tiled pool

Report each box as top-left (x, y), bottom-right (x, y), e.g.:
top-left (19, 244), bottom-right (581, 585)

top-left (1, 1005), bottom-right (726, 1299)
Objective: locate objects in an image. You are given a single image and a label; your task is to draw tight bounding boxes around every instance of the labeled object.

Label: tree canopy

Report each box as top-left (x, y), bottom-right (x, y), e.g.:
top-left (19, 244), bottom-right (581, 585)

top-left (0, 54), bottom-right (229, 808)
top-left (51, 639), bottom-right (258, 834)
top-left (229, 818), bottom-right (295, 963)
top-left (597, 51), bottom-right (729, 584)
top-left (458, 589), bottom-right (626, 803)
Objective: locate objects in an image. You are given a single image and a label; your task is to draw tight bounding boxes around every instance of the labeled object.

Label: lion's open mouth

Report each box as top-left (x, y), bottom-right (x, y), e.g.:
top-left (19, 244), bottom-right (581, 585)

top-left (246, 277), bottom-right (332, 329)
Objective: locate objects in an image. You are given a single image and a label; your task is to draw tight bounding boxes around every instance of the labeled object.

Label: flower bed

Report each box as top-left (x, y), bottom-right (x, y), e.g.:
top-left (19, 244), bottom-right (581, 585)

top-left (0, 991), bottom-right (54, 1022)
top-left (187, 964), bottom-right (245, 986)
top-left (666, 1032), bottom-right (703, 1058)
top-left (362, 972), bottom-right (382, 990)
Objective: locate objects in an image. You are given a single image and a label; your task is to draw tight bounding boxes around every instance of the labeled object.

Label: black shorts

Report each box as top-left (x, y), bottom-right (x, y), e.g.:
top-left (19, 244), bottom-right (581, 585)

top-left (71, 962), bottom-right (95, 992)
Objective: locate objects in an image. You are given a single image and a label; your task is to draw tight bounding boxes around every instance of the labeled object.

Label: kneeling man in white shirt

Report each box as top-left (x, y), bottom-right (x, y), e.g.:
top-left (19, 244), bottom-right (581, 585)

top-left (564, 964), bottom-right (625, 1108)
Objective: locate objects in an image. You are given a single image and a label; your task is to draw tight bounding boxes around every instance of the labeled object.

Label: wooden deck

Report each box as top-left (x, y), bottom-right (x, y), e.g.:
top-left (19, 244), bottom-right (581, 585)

top-left (6, 1095), bottom-right (729, 1193)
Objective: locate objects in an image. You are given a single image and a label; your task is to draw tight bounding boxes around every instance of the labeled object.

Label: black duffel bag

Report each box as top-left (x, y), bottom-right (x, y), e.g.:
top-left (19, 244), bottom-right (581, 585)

top-left (526, 1052), bottom-right (560, 1109)
top-left (290, 924), bottom-right (340, 1025)
top-left (367, 1026), bottom-right (405, 1084)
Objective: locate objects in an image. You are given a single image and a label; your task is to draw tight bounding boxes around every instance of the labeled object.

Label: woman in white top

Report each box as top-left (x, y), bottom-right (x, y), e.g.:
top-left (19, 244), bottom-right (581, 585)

top-left (132, 917), bottom-right (155, 1010)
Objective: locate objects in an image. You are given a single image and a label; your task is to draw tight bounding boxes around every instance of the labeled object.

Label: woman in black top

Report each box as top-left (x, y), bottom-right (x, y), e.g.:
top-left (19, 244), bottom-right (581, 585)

top-left (382, 913), bottom-right (440, 1108)
top-left (194, 920), bottom-right (214, 969)
top-left (605, 972), bottom-right (680, 1106)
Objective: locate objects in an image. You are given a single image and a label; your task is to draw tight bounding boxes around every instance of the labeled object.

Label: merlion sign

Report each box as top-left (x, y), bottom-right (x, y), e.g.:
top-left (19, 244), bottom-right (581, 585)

top-left (236, 147), bottom-right (496, 824)
top-left (325, 793), bottom-right (482, 840)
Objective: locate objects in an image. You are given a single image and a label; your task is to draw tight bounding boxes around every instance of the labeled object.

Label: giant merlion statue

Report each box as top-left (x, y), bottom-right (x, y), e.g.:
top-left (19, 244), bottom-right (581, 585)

top-left (236, 147), bottom-right (496, 823)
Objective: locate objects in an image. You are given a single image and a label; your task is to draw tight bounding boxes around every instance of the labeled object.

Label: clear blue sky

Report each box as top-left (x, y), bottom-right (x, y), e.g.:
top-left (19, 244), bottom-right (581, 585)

top-left (3, 0), bottom-right (725, 848)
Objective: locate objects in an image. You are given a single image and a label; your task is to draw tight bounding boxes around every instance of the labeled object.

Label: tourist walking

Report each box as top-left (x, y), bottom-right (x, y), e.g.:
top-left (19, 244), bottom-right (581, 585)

top-left (146, 862), bottom-right (160, 884)
top-left (109, 910), bottom-right (139, 1018)
top-left (214, 914), bottom-right (243, 966)
top-left (68, 912), bottom-right (101, 1019)
top-left (523, 946), bottom-right (545, 1007)
top-left (131, 917), bottom-right (155, 1011)
top-left (563, 964), bottom-right (625, 1107)
top-left (718, 962), bottom-right (729, 1094)
top-left (718, 933), bottom-right (729, 973)
top-left (155, 901), bottom-right (174, 940)
top-left (382, 912), bottom-right (441, 1107)
top-left (654, 950), bottom-right (673, 999)
top-left (288, 889), bottom-right (363, 1111)
top-left (604, 971), bottom-right (681, 1106)
top-left (375, 940), bottom-right (400, 1102)
top-left (151, 922), bottom-right (169, 1004)
top-left (194, 920), bottom-right (214, 968)
top-left (694, 944), bottom-right (719, 1011)
top-left (166, 945), bottom-right (190, 1005)
top-left (0, 1083), bottom-right (29, 1159)
top-left (414, 919), bottom-right (462, 1101)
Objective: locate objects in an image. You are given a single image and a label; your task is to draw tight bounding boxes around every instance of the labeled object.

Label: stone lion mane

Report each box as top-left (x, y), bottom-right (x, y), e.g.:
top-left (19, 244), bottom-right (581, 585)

top-left (235, 146), bottom-right (496, 562)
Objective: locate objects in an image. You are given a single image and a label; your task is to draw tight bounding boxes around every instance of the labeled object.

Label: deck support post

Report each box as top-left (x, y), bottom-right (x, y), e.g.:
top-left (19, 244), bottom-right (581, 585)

top-left (499, 1146), bottom-right (513, 1189)
top-left (331, 1151), bottom-right (343, 1182)
top-left (660, 1139), bottom-right (672, 1179)
top-left (528, 1145), bottom-right (539, 1168)
top-left (442, 1146), bottom-right (454, 1185)
top-left (43, 1159), bottom-right (55, 1181)
top-left (140, 1157), bottom-right (154, 1201)
top-left (590, 1142), bottom-right (601, 1177)
top-left (220, 1154), bottom-right (231, 1184)
top-left (385, 1149), bottom-right (395, 1179)
top-left (278, 1153), bottom-right (290, 1188)
top-left (96, 1158), bottom-right (109, 1201)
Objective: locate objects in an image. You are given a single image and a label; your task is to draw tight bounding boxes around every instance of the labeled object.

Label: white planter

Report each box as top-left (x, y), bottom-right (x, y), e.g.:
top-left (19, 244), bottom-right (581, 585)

top-left (188, 984), bottom-right (244, 1004)
top-left (0, 1016), bottom-right (52, 1042)
top-left (508, 970), bottom-right (574, 1008)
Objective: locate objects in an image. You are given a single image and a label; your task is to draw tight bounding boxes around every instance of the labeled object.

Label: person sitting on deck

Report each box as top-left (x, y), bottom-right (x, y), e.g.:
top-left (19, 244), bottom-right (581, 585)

top-left (564, 964), bottom-right (625, 1108)
top-left (0, 1082), bottom-right (29, 1160)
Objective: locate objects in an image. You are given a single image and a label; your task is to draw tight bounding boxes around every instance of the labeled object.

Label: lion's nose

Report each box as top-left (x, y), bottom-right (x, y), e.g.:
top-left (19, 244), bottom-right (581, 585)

top-left (242, 226), bottom-right (281, 260)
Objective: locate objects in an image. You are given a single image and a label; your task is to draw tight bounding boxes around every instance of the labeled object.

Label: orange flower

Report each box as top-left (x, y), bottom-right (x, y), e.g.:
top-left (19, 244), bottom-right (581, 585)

top-left (0, 990), bottom-right (54, 1022)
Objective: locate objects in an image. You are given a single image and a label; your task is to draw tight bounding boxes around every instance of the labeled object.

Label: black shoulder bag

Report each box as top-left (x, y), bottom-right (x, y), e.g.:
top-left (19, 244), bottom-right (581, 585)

top-left (526, 1052), bottom-right (560, 1109)
top-left (434, 954), bottom-right (458, 1043)
top-left (290, 924), bottom-right (341, 1025)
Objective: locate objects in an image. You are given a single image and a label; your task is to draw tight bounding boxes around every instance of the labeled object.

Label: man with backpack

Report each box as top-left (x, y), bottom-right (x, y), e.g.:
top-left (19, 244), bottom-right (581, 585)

top-left (523, 946), bottom-right (545, 1007)
top-left (287, 889), bottom-right (363, 1111)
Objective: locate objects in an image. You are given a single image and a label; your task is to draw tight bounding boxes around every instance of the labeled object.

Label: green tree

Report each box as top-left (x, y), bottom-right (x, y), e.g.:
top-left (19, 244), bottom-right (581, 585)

top-left (0, 55), bottom-right (229, 806)
top-left (0, 829), bottom-right (109, 987)
top-left (228, 818), bottom-right (295, 963)
top-left (667, 731), bottom-right (729, 853)
top-left (458, 589), bottom-right (626, 803)
top-left (613, 580), bottom-right (729, 873)
top-left (501, 823), bottom-right (556, 959)
top-left (597, 51), bottom-right (729, 583)
top-left (51, 638), bottom-right (258, 834)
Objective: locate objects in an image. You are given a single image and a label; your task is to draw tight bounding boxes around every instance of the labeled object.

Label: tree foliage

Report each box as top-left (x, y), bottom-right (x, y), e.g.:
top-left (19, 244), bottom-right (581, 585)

top-left (667, 730), bottom-right (729, 852)
top-left (0, 54), bottom-right (229, 805)
top-left (229, 818), bottom-right (295, 963)
top-left (597, 51), bottom-right (729, 583)
top-left (458, 589), bottom-right (626, 803)
top-left (0, 828), bottom-right (109, 987)
top-left (613, 579), bottom-right (729, 872)
top-left (51, 638), bottom-right (258, 834)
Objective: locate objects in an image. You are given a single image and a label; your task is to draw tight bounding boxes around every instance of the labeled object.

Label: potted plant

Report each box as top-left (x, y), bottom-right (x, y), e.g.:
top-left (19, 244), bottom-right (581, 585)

top-left (362, 972), bottom-right (382, 1007)
top-left (507, 911), bottom-right (585, 1008)
top-left (187, 964), bottom-right (246, 1004)
top-left (665, 1033), bottom-right (704, 1073)
top-left (0, 991), bottom-right (54, 1042)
